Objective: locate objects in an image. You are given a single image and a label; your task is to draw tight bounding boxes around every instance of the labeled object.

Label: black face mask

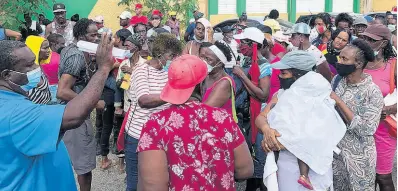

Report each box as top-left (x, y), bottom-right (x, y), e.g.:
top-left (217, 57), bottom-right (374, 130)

top-left (336, 63), bottom-right (356, 77)
top-left (279, 76), bottom-right (295, 90)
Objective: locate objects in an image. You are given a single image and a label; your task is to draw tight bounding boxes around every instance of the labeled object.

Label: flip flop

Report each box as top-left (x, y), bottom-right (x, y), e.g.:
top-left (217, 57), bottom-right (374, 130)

top-left (298, 175), bottom-right (314, 190)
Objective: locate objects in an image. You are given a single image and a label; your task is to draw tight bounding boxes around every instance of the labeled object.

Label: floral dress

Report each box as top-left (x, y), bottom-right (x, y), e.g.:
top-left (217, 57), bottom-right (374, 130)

top-left (332, 74), bottom-right (384, 191)
top-left (137, 101), bottom-right (245, 191)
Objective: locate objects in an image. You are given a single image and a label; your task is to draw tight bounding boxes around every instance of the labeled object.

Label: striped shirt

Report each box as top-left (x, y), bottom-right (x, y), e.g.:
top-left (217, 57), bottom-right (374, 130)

top-left (125, 63), bottom-right (170, 139)
top-left (28, 75), bottom-right (51, 104)
top-left (58, 43), bottom-right (90, 104)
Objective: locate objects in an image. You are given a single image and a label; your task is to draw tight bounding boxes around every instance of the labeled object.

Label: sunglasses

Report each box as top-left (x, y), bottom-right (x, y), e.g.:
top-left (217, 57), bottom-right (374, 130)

top-left (359, 35), bottom-right (378, 43)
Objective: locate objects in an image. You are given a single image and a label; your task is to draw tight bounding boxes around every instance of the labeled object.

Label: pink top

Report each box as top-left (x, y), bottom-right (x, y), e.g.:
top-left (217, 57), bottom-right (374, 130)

top-left (41, 52), bottom-right (60, 85)
top-left (364, 62), bottom-right (392, 97)
top-left (364, 59), bottom-right (396, 174)
top-left (268, 57), bottom-right (281, 103)
top-left (203, 76), bottom-right (236, 115)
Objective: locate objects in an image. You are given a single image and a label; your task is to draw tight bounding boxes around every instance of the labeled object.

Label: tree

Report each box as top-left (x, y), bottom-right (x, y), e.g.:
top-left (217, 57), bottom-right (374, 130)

top-left (0, 0), bottom-right (51, 29)
top-left (118, 0), bottom-right (198, 27)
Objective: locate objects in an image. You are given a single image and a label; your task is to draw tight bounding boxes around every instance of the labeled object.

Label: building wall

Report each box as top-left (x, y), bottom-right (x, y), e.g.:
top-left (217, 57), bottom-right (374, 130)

top-left (88, 0), bottom-right (129, 33)
top-left (371, 0), bottom-right (396, 12)
top-left (205, 0), bottom-right (397, 25)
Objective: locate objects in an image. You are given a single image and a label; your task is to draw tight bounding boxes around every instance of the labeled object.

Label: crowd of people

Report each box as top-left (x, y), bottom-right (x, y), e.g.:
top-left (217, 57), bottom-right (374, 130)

top-left (0, 2), bottom-right (397, 191)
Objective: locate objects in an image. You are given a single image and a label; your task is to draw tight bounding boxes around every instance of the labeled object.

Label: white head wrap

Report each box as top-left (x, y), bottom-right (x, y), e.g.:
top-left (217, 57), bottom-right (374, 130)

top-left (209, 45), bottom-right (228, 64)
top-left (196, 18), bottom-right (212, 42)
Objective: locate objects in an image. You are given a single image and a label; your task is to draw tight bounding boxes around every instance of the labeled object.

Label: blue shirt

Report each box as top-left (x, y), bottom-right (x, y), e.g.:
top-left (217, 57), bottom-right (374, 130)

top-left (0, 90), bottom-right (76, 191)
top-left (186, 23), bottom-right (196, 41)
top-left (226, 57), bottom-right (272, 108)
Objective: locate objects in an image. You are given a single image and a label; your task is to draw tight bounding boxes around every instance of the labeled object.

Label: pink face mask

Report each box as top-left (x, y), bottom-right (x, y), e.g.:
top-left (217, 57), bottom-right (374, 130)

top-left (316, 25), bottom-right (327, 34)
top-left (239, 44), bottom-right (253, 56)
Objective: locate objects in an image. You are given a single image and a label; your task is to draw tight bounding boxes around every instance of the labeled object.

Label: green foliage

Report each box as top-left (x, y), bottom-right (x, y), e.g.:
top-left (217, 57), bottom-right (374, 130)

top-left (0, 0), bottom-right (52, 30)
top-left (118, 0), bottom-right (198, 26)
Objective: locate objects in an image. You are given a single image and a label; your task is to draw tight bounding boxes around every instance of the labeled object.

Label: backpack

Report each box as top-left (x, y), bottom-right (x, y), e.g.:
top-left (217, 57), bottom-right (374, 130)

top-left (0, 27), bottom-right (6, 40)
top-left (332, 75), bottom-right (348, 124)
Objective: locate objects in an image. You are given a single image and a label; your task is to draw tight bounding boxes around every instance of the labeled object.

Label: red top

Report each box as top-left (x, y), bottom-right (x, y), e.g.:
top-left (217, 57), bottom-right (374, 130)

top-left (268, 57), bottom-right (281, 103)
top-left (130, 15), bottom-right (148, 25)
top-left (202, 76), bottom-right (236, 116)
top-left (271, 42), bottom-right (286, 56)
top-left (137, 101), bottom-right (245, 191)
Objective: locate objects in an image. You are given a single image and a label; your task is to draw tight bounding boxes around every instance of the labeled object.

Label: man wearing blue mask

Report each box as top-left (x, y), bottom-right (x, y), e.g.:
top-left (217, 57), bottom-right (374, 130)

top-left (0, 33), bottom-right (114, 190)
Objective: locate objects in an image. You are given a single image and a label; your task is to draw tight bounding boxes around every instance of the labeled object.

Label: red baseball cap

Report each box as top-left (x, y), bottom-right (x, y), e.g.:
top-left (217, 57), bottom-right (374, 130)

top-left (152, 10), bottom-right (163, 17)
top-left (135, 4), bottom-right (143, 9)
top-left (160, 55), bottom-right (207, 104)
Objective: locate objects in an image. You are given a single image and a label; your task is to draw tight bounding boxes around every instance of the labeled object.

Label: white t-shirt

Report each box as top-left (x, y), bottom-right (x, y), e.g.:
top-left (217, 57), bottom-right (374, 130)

top-left (293, 45), bottom-right (326, 66)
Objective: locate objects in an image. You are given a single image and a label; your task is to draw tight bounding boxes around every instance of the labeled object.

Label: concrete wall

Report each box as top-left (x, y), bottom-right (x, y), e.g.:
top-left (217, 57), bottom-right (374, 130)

top-left (88, 0), bottom-right (129, 33)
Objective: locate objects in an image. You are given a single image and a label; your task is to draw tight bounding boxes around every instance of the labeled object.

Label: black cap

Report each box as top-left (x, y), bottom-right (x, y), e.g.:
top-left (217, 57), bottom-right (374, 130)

top-left (257, 24), bottom-right (273, 35)
top-left (53, 3), bottom-right (66, 13)
top-left (222, 26), bottom-right (234, 33)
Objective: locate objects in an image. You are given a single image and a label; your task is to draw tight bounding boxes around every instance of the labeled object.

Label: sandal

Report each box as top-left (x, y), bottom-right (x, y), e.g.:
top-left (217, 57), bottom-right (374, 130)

top-left (298, 175), bottom-right (314, 190)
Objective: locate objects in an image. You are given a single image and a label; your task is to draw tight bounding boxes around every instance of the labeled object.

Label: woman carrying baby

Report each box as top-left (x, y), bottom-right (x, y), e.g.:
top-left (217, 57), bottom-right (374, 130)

top-left (255, 51), bottom-right (347, 190)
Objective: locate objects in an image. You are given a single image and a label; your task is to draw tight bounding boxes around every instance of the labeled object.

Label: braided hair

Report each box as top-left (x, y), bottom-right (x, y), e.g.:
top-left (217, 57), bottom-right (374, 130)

top-left (382, 41), bottom-right (397, 62)
top-left (350, 38), bottom-right (375, 68)
top-left (214, 41), bottom-right (233, 62)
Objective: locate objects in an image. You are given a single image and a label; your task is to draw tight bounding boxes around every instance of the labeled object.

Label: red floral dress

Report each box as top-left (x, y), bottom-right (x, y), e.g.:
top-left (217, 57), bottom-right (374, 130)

top-left (137, 101), bottom-right (245, 191)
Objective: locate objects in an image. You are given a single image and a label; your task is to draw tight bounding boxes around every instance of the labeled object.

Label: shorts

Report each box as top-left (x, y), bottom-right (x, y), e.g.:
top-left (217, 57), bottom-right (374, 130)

top-left (63, 119), bottom-right (96, 175)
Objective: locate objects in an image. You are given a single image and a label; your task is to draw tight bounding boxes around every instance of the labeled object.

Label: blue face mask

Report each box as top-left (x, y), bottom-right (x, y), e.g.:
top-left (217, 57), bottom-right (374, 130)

top-left (9, 67), bottom-right (42, 91)
top-left (125, 52), bottom-right (134, 58)
top-left (162, 60), bottom-right (172, 72)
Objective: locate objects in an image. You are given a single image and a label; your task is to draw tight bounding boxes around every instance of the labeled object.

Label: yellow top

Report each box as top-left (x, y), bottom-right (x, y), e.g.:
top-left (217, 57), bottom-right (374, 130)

top-left (263, 19), bottom-right (281, 34)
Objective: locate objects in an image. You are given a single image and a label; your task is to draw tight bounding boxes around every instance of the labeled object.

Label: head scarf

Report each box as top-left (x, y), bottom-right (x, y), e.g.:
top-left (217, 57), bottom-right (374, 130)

top-left (126, 33), bottom-right (145, 49)
top-left (196, 18), bottom-right (212, 42)
top-left (208, 45), bottom-right (228, 64)
top-left (25, 35), bottom-right (52, 65)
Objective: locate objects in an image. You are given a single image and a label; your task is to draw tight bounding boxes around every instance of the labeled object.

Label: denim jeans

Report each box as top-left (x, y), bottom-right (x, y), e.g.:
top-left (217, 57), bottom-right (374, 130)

top-left (105, 76), bottom-right (123, 106)
top-left (125, 134), bottom-right (139, 191)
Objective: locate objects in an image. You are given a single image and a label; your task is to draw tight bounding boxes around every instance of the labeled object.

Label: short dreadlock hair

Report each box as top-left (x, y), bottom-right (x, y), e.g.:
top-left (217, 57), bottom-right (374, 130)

top-left (151, 33), bottom-right (182, 58)
top-left (73, 18), bottom-right (96, 39)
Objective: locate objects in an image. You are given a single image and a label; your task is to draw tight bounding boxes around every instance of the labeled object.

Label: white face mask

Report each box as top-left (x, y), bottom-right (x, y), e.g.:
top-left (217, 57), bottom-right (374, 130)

top-left (206, 61), bottom-right (221, 74)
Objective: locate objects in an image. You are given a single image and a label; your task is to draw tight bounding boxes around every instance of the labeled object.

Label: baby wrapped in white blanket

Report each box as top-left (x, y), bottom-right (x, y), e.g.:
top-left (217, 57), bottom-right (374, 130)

top-left (263, 71), bottom-right (346, 190)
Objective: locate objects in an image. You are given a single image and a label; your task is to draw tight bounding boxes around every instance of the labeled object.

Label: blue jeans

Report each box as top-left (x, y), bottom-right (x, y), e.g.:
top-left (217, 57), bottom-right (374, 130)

top-left (253, 133), bottom-right (267, 178)
top-left (125, 134), bottom-right (139, 191)
top-left (105, 76), bottom-right (122, 107)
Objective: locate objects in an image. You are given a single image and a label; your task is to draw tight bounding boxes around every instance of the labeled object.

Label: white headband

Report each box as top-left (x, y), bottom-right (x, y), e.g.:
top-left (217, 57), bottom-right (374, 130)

top-left (209, 45), bottom-right (228, 64)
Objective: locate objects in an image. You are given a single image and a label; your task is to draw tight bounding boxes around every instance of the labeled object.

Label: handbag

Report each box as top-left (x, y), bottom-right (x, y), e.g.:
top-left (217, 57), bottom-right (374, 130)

top-left (385, 59), bottom-right (397, 138)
